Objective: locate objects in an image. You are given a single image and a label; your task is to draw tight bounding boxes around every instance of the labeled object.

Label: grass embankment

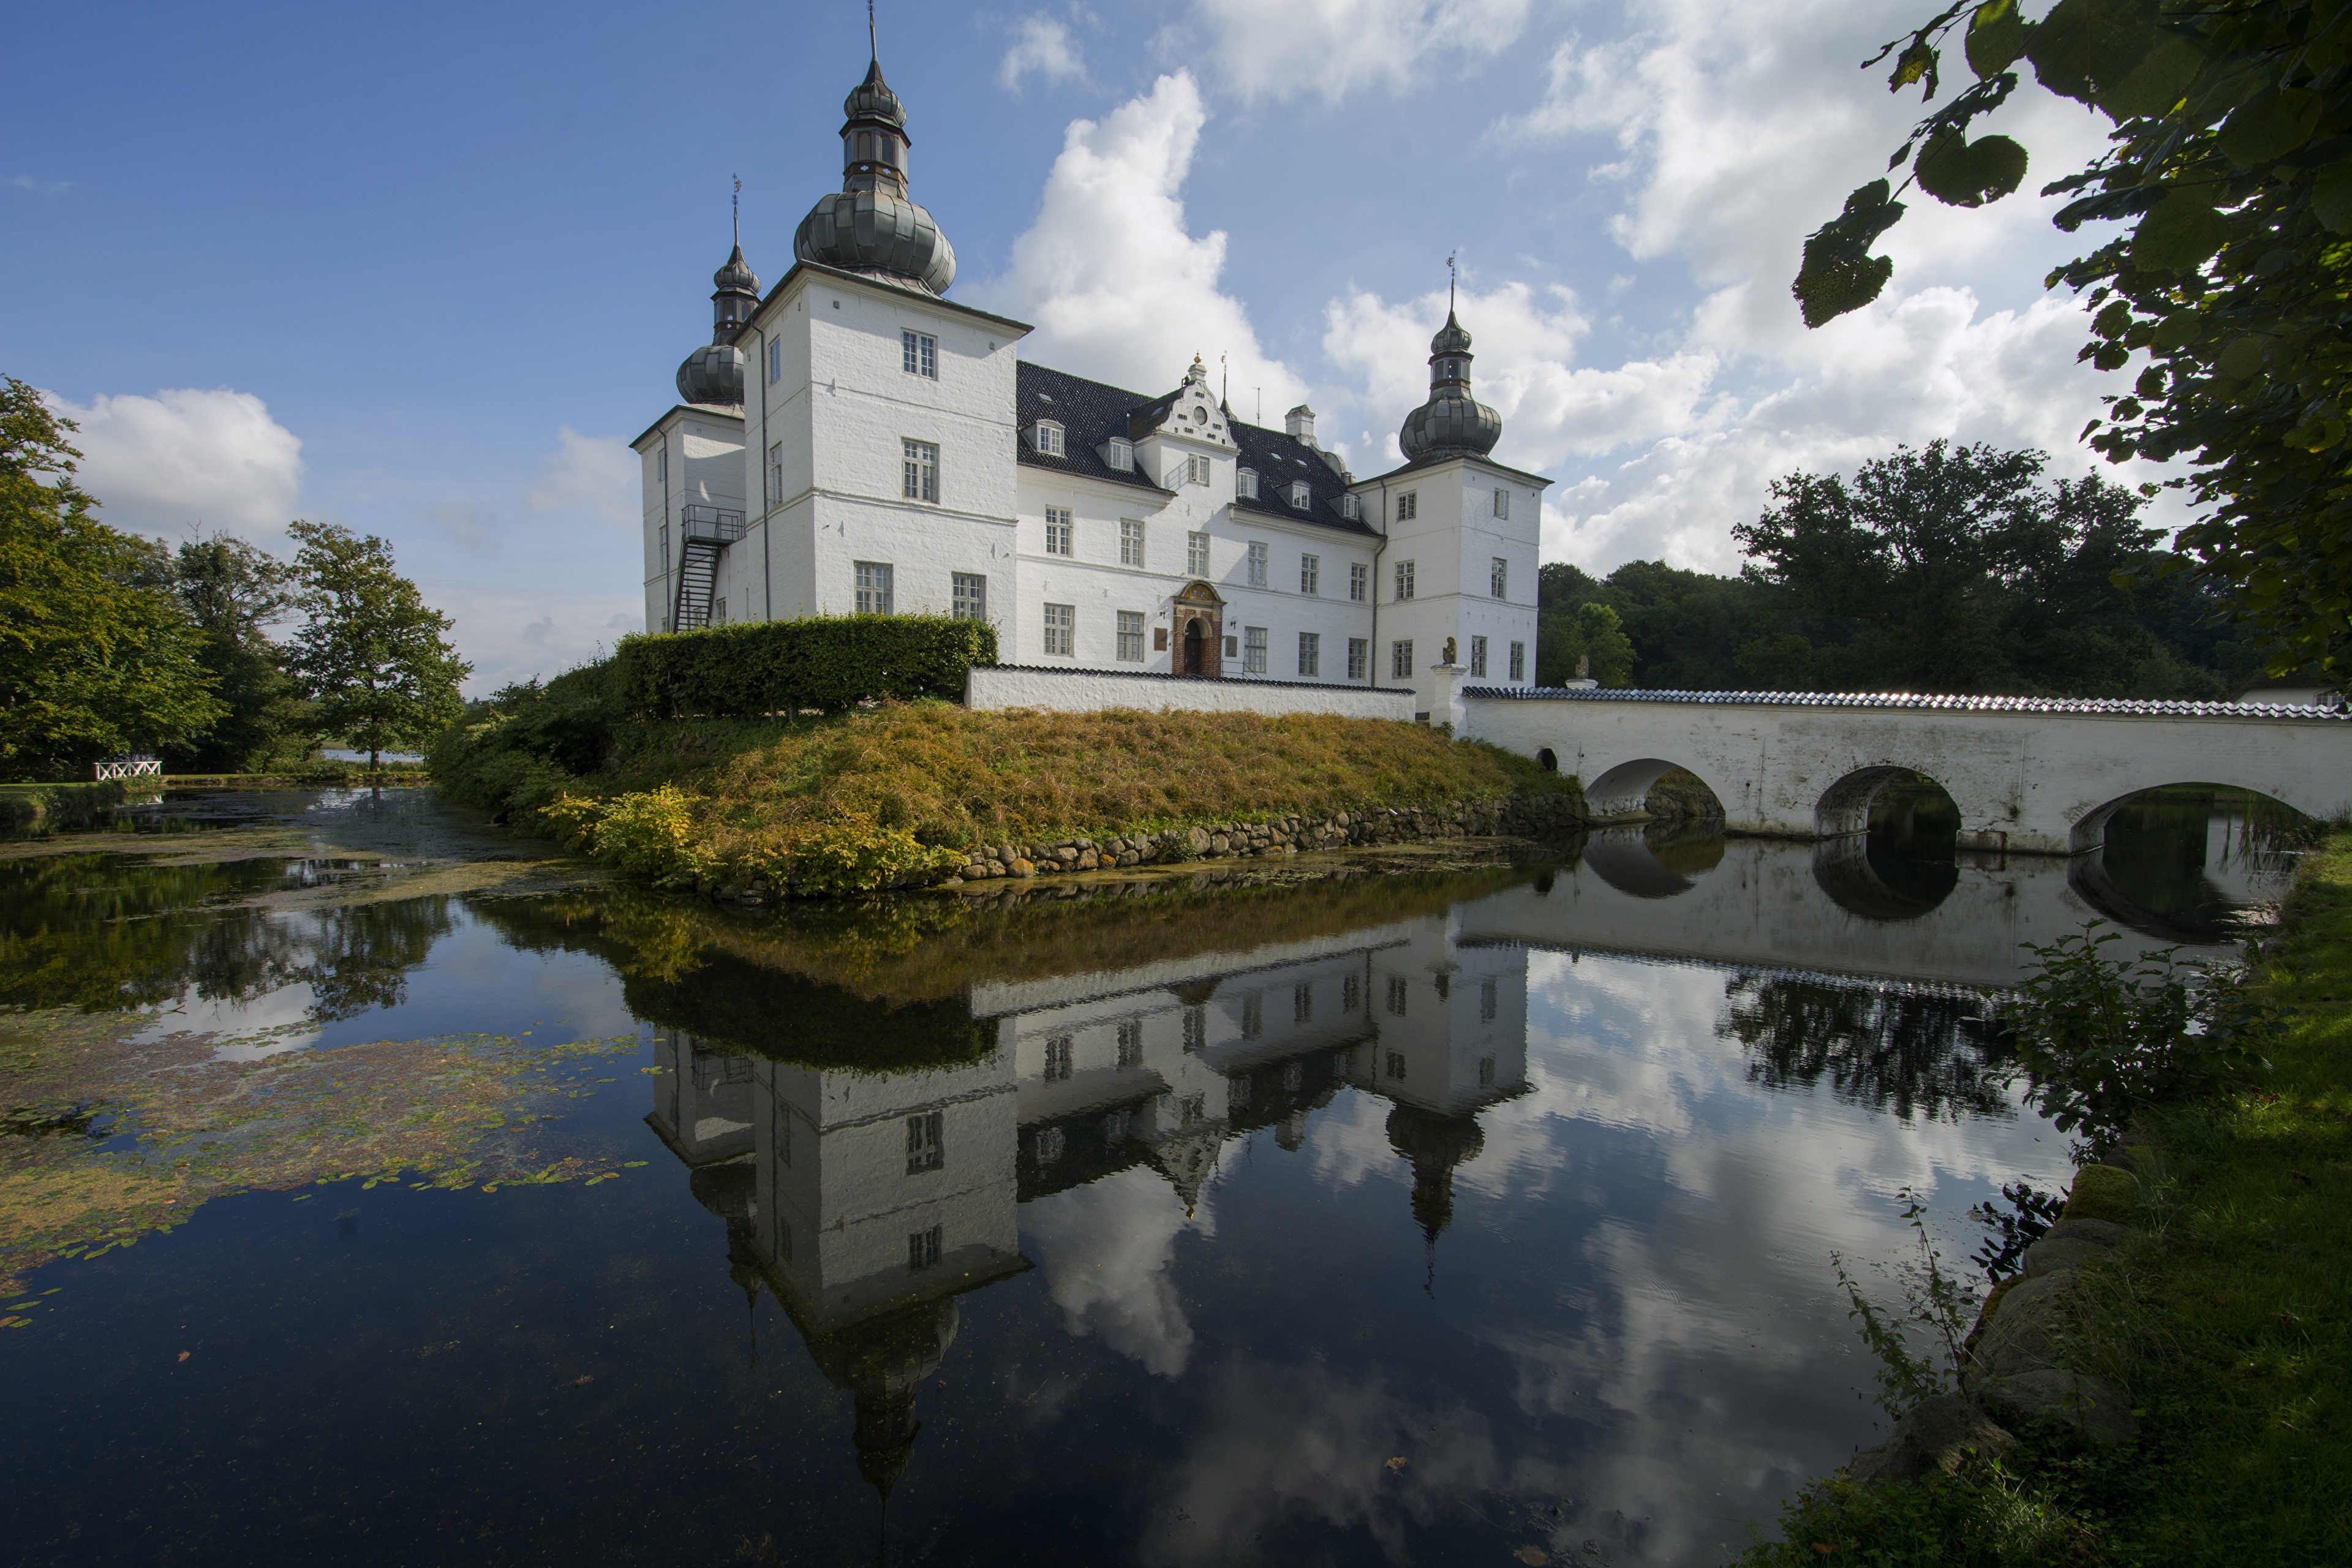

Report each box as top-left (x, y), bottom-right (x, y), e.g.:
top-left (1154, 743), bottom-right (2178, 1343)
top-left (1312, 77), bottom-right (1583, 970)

top-left (0, 782), bottom-right (156, 837)
top-left (1739, 830), bottom-right (2352, 1565)
top-left (432, 688), bottom-right (1579, 895)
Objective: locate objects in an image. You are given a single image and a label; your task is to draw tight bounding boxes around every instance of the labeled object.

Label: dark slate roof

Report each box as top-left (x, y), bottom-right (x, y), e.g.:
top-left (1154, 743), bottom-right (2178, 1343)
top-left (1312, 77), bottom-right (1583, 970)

top-left (1016, 360), bottom-right (1382, 537)
top-left (1461, 687), bottom-right (2352, 720)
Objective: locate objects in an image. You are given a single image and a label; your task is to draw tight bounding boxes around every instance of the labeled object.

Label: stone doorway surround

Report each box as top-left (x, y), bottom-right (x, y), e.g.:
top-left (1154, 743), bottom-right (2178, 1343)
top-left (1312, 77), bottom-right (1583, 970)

top-left (1172, 579), bottom-right (1224, 679)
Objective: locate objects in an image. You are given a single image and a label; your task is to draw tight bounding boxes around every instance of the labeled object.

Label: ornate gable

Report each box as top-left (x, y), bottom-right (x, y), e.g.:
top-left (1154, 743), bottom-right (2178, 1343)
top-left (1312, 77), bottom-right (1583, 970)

top-left (1129, 356), bottom-right (1236, 451)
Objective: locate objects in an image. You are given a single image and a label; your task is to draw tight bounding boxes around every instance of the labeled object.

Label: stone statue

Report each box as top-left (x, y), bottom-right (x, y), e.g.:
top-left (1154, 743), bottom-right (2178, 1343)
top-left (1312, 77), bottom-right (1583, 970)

top-left (1576, 654), bottom-right (1589, 680)
top-left (1442, 636), bottom-right (1457, 666)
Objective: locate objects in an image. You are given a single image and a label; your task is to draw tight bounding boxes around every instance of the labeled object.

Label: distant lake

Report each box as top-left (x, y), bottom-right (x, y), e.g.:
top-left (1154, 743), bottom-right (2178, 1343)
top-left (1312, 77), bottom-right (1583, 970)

top-left (0, 788), bottom-right (2297, 1566)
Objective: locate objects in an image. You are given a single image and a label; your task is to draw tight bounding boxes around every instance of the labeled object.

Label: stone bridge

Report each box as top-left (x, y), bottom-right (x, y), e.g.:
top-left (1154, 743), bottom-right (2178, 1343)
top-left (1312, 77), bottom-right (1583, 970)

top-left (1458, 687), bottom-right (2352, 856)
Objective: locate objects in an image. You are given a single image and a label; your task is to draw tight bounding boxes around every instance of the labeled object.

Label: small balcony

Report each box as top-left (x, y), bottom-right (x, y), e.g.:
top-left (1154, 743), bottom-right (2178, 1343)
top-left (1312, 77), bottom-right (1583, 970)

top-left (679, 503), bottom-right (746, 544)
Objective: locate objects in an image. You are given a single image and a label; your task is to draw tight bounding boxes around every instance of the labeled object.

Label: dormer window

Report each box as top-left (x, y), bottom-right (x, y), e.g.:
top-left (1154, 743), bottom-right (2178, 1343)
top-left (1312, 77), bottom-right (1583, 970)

top-left (1185, 454), bottom-right (1210, 486)
top-left (1288, 481), bottom-right (1311, 509)
top-left (1105, 438), bottom-right (1133, 472)
top-left (1339, 493), bottom-right (1360, 521)
top-left (1237, 467), bottom-right (1259, 500)
top-left (1030, 420), bottom-right (1065, 456)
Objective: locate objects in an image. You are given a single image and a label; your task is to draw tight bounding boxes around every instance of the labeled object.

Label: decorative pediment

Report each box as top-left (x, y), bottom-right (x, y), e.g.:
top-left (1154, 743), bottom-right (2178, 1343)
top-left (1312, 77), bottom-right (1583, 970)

top-left (1175, 578), bottom-right (1224, 606)
top-left (1129, 357), bottom-right (1235, 451)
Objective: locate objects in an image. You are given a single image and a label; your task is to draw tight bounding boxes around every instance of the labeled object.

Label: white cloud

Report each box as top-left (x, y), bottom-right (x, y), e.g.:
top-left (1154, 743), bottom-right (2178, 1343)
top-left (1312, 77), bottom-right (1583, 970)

top-left (1022, 1164), bottom-right (1210, 1377)
top-left (999, 14), bottom-right (1086, 91)
top-left (1319, 0), bottom-right (2171, 575)
top-left (1188, 0), bottom-right (1532, 102)
top-left (7, 174), bottom-right (72, 196)
top-left (968, 72), bottom-right (1311, 411)
top-left (426, 586), bottom-right (639, 695)
top-left (429, 500), bottom-right (494, 551)
top-left (44, 386), bottom-right (304, 536)
top-left (523, 426), bottom-right (636, 529)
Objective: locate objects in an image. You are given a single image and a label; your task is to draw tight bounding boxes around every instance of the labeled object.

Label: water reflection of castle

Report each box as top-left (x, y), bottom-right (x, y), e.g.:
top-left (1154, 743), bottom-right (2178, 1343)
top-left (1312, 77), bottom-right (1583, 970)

top-left (642, 910), bottom-right (1529, 1511)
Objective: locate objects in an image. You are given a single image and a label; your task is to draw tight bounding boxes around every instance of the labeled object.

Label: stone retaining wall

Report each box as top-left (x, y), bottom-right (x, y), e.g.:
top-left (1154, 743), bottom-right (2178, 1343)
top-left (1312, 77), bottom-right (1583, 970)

top-left (967, 664), bottom-right (1419, 722)
top-left (948, 793), bottom-right (1583, 883)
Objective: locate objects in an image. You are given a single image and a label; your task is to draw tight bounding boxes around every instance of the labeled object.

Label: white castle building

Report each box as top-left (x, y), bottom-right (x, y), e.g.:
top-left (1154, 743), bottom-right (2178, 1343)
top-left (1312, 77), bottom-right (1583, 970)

top-left (633, 48), bottom-right (1547, 715)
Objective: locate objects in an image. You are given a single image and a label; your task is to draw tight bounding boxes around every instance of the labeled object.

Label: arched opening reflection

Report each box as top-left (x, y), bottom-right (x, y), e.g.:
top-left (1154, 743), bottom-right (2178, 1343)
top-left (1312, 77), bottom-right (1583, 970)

top-left (1581, 824), bottom-right (1722, 899)
top-left (2069, 785), bottom-right (2313, 942)
top-left (1811, 767), bottom-right (1961, 921)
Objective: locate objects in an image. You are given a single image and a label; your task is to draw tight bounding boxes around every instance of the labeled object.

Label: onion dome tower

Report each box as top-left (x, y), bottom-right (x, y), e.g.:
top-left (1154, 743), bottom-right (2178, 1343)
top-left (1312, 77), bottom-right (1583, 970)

top-left (676, 214), bottom-right (761, 406)
top-left (792, 29), bottom-right (957, 296)
top-left (1396, 273), bottom-right (1502, 462)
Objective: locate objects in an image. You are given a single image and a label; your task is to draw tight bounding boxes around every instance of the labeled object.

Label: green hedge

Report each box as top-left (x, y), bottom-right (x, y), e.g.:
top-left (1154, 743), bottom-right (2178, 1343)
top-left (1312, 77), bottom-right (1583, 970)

top-left (609, 615), bottom-right (996, 720)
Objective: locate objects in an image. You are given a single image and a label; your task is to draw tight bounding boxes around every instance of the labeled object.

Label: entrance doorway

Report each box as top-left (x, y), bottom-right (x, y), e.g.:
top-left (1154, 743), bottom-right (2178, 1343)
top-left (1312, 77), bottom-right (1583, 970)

top-left (1183, 617), bottom-right (1205, 674)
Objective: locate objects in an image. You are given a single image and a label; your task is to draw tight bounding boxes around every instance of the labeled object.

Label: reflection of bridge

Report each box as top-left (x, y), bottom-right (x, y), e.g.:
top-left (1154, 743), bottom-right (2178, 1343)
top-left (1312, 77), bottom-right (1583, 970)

top-left (1455, 827), bottom-right (2265, 991)
top-left (641, 909), bottom-right (1531, 1520)
top-left (1460, 688), bottom-right (2351, 855)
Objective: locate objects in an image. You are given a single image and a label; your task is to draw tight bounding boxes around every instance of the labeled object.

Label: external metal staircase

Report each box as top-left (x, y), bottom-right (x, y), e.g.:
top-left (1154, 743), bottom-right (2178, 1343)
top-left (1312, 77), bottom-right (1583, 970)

top-left (670, 504), bottom-right (745, 631)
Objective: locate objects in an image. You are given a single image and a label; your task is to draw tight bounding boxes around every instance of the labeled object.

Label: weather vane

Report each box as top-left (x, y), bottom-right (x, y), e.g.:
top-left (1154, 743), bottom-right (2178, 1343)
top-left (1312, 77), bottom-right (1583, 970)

top-left (732, 174), bottom-right (741, 244)
top-left (868, 0), bottom-right (878, 59)
top-left (1447, 251), bottom-right (1458, 310)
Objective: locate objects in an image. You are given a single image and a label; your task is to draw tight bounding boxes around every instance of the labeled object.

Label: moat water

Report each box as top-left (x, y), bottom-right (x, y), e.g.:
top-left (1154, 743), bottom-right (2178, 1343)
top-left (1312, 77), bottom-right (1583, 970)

top-left (0, 788), bottom-right (2301, 1566)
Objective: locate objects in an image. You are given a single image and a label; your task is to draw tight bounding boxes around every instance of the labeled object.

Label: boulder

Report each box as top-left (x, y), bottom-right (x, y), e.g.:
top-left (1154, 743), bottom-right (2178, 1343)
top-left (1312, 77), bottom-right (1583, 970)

top-left (2022, 1238), bottom-right (2116, 1280)
top-left (2062, 1165), bottom-right (2139, 1224)
top-left (1965, 1271), bottom-right (2078, 1387)
top-left (1845, 1393), bottom-right (2015, 1485)
top-left (2040, 1218), bottom-right (2130, 1249)
top-left (1976, 1370), bottom-right (2138, 1445)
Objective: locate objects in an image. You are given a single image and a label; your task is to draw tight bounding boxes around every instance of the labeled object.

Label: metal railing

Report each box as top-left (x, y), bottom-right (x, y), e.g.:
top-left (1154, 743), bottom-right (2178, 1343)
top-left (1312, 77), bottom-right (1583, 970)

top-left (679, 503), bottom-right (745, 544)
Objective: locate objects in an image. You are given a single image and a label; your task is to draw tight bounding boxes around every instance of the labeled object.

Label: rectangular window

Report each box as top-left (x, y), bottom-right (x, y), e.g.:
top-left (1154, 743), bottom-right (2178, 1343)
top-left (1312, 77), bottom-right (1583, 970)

top-left (908, 1225), bottom-right (942, 1270)
top-left (1493, 487), bottom-right (1509, 519)
top-left (1044, 1036), bottom-right (1073, 1081)
top-left (1237, 467), bottom-right (1258, 500)
top-left (1242, 993), bottom-right (1262, 1039)
top-left (1117, 1019), bottom-right (1144, 1068)
top-left (1035, 1126), bottom-right (1065, 1166)
top-left (1348, 637), bottom-right (1368, 680)
top-left (1479, 1055), bottom-right (1496, 1088)
top-left (1294, 984), bottom-right (1313, 1025)
top-left (1340, 493), bottom-right (1360, 521)
top-left (1395, 560), bottom-right (1415, 600)
top-left (1102, 1108), bottom-right (1133, 1143)
top-left (1246, 540), bottom-right (1268, 587)
top-left (1509, 640), bottom-right (1526, 682)
top-left (1386, 1050), bottom-right (1408, 1081)
top-left (1297, 631), bottom-right (1319, 677)
top-left (1042, 603), bottom-right (1074, 657)
top-left (1387, 976), bottom-right (1408, 1016)
top-left (656, 444), bottom-right (666, 483)
top-left (1033, 420), bottom-right (1065, 456)
top-left (1106, 438), bottom-right (1133, 472)
top-left (1396, 491), bottom-right (1417, 522)
top-left (1300, 554), bottom-right (1319, 596)
top-left (1342, 973), bottom-right (1360, 1012)
top-left (1183, 1006), bottom-right (1206, 1053)
top-left (905, 1112), bottom-right (944, 1174)
top-left (658, 524), bottom-right (669, 577)
top-left (903, 330), bottom-right (937, 379)
top-left (952, 572), bottom-right (987, 620)
top-left (1470, 635), bottom-right (1488, 677)
top-left (902, 439), bottom-right (938, 502)
top-left (1116, 610), bottom-right (1144, 662)
top-left (767, 442), bottom-right (783, 504)
top-left (1350, 562), bottom-right (1368, 602)
top-left (1044, 507), bottom-right (1072, 556)
top-left (767, 337), bottom-right (781, 385)
top-left (1480, 976), bottom-right (1498, 1023)
top-left (854, 561), bottom-right (894, 616)
top-left (1491, 556), bottom-right (1509, 599)
top-left (1391, 639), bottom-right (1414, 679)
top-left (1243, 625), bottom-right (1267, 674)
top-left (1120, 518), bottom-right (1145, 566)
top-left (1191, 453), bottom-right (1211, 485)
top-left (1187, 531), bottom-right (1210, 576)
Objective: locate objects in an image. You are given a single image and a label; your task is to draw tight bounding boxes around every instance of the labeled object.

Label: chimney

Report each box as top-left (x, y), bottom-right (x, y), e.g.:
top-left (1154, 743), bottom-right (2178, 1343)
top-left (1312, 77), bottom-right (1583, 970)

top-left (1284, 404), bottom-right (1316, 445)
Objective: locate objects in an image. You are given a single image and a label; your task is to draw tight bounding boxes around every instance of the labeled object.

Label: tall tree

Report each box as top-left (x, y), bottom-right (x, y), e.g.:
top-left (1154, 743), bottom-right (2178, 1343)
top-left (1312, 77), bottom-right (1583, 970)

top-left (0, 377), bottom-right (222, 779)
top-left (168, 532), bottom-right (307, 773)
top-left (1793, 0), bottom-right (2352, 684)
top-left (285, 521), bottom-right (470, 768)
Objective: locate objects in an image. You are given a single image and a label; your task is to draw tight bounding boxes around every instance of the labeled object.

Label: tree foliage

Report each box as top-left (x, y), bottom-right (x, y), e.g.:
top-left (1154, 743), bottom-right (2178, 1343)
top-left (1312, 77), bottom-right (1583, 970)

top-left (1795, 0), bottom-right (2352, 682)
top-left (166, 532), bottom-right (310, 772)
top-left (285, 520), bottom-right (469, 767)
top-left (0, 378), bottom-right (222, 779)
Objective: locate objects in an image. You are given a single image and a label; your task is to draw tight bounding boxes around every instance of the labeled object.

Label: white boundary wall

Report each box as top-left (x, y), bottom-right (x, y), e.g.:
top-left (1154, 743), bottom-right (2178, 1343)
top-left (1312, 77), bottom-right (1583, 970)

top-left (968, 664), bottom-right (1417, 721)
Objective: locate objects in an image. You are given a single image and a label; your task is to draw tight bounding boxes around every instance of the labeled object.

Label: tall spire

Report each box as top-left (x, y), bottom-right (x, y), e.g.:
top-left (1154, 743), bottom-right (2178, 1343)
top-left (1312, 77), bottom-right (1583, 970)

top-left (676, 192), bottom-right (763, 406)
top-left (793, 28), bottom-right (958, 293)
top-left (1397, 263), bottom-right (1500, 462)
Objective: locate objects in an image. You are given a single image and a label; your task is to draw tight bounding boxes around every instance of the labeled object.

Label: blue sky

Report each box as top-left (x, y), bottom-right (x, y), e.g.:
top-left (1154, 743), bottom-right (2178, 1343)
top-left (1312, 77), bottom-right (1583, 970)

top-left (3, 0), bottom-right (2146, 691)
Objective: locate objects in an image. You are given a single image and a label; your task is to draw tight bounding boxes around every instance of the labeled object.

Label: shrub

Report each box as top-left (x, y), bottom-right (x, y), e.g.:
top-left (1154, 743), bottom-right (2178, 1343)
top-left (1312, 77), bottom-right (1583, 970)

top-left (545, 786), bottom-right (709, 880)
top-left (609, 615), bottom-right (995, 720)
top-left (2005, 922), bottom-right (2277, 1152)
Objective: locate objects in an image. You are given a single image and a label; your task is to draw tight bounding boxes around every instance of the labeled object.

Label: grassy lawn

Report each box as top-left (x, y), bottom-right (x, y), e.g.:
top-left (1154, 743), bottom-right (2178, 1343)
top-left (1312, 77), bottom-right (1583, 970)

top-left (1737, 828), bottom-right (2352, 1566)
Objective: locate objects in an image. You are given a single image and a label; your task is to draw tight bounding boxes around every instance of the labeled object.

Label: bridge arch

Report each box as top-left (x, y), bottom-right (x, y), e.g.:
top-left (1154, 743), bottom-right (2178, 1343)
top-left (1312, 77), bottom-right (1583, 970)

top-left (2069, 779), bottom-right (2322, 854)
top-left (1583, 758), bottom-right (1725, 821)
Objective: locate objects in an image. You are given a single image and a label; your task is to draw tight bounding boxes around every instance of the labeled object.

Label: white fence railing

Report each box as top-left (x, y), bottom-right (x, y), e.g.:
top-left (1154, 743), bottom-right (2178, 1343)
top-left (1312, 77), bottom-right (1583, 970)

top-left (94, 755), bottom-right (163, 781)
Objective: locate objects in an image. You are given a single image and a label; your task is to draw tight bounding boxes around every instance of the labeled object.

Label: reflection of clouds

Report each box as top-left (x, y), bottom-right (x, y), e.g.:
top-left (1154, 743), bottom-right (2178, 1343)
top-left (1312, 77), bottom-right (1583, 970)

top-left (1438, 949), bottom-right (2059, 1564)
top-left (1023, 1164), bottom-right (1215, 1378)
top-left (1143, 1354), bottom-right (1567, 1567)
